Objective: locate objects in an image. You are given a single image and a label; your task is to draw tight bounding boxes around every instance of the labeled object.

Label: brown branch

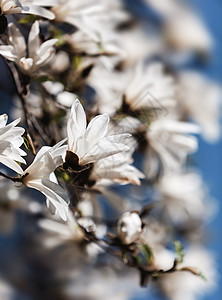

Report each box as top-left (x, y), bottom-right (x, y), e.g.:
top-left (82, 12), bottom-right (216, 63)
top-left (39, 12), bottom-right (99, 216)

top-left (6, 61), bottom-right (31, 129)
top-left (0, 172), bottom-right (23, 183)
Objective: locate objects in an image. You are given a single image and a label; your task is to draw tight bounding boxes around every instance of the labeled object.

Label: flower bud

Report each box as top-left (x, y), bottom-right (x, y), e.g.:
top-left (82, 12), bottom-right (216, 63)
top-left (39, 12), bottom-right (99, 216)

top-left (117, 212), bottom-right (142, 245)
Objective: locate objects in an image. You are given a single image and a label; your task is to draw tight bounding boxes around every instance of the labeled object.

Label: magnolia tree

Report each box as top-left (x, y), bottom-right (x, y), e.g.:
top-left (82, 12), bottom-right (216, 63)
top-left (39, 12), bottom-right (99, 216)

top-left (0, 0), bottom-right (220, 299)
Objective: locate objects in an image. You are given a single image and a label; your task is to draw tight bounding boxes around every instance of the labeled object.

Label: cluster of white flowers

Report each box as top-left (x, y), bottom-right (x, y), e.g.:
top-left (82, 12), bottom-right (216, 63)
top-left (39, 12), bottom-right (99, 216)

top-left (0, 0), bottom-right (220, 299)
top-left (0, 21), bottom-right (57, 75)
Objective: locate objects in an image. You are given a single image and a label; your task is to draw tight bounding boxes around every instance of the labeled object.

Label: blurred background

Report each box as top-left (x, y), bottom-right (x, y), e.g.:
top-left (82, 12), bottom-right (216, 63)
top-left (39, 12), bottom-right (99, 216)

top-left (130, 1), bottom-right (222, 299)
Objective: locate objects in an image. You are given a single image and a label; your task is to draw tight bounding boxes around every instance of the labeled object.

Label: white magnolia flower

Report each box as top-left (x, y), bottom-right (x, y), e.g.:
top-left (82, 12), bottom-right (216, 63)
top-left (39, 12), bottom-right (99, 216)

top-left (88, 66), bottom-right (127, 115)
top-left (66, 99), bottom-right (130, 166)
top-left (157, 247), bottom-right (217, 300)
top-left (66, 30), bottom-right (122, 57)
top-left (144, 0), bottom-right (180, 18)
top-left (64, 26), bottom-right (125, 70)
top-left (164, 10), bottom-right (212, 54)
top-left (144, 119), bottom-right (200, 178)
top-left (39, 200), bottom-right (104, 258)
top-left (90, 152), bottom-right (145, 186)
top-left (153, 247), bottom-right (176, 271)
top-left (51, 0), bottom-right (105, 41)
top-left (177, 71), bottom-right (221, 142)
top-left (118, 26), bottom-right (163, 68)
top-left (21, 140), bottom-right (69, 221)
top-left (156, 171), bottom-right (216, 224)
top-left (0, 114), bottom-right (26, 174)
top-left (88, 60), bottom-right (174, 118)
top-left (0, 0), bottom-right (57, 19)
top-left (0, 21), bottom-right (57, 75)
top-left (124, 63), bottom-right (176, 111)
top-left (65, 30), bottom-right (124, 71)
top-left (117, 211), bottom-right (143, 245)
top-left (65, 265), bottom-right (138, 300)
top-left (39, 210), bottom-right (84, 248)
top-left (145, 0), bottom-right (212, 55)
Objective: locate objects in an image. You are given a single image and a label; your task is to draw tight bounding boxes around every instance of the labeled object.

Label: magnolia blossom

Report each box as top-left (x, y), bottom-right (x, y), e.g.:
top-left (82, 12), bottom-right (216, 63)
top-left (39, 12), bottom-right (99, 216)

top-left (88, 60), bottom-right (175, 118)
top-left (145, 0), bottom-right (212, 55)
top-left (117, 211), bottom-right (143, 245)
top-left (157, 247), bottom-right (216, 300)
top-left (51, 0), bottom-right (105, 41)
top-left (0, 0), bottom-right (56, 19)
top-left (164, 10), bottom-right (212, 54)
top-left (90, 152), bottom-right (145, 186)
top-left (123, 63), bottom-right (176, 111)
top-left (21, 140), bottom-right (69, 221)
top-left (118, 27), bottom-right (163, 68)
top-left (39, 199), bottom-right (105, 258)
top-left (66, 99), bottom-right (130, 167)
top-left (155, 171), bottom-right (215, 224)
top-left (65, 264), bottom-right (138, 300)
top-left (177, 71), bottom-right (221, 142)
top-left (0, 114), bottom-right (26, 174)
top-left (144, 119), bottom-right (200, 178)
top-left (88, 66), bottom-right (128, 115)
top-left (65, 30), bottom-right (124, 71)
top-left (66, 30), bottom-right (122, 57)
top-left (39, 210), bottom-right (84, 248)
top-left (144, 0), bottom-right (180, 18)
top-left (0, 21), bottom-right (57, 75)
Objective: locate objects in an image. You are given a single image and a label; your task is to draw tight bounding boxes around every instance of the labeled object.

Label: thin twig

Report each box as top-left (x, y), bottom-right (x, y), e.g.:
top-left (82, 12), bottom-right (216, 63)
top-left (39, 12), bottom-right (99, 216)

top-left (0, 172), bottom-right (22, 182)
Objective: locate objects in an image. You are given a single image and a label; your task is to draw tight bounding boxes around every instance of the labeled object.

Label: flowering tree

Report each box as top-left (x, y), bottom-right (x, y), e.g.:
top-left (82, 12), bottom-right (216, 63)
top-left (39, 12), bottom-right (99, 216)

top-left (0, 1), bottom-right (220, 299)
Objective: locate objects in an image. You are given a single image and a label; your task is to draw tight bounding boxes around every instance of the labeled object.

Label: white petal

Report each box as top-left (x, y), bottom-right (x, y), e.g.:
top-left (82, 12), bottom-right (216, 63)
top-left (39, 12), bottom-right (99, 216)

top-left (8, 23), bottom-right (26, 58)
top-left (0, 45), bottom-right (17, 61)
top-left (68, 100), bottom-right (86, 150)
top-left (64, 15), bottom-right (101, 42)
top-left (80, 141), bottom-right (129, 165)
top-left (21, 5), bottom-right (55, 20)
top-left (84, 113), bottom-right (109, 145)
top-left (1, 126), bottom-right (25, 141)
top-left (0, 155), bottom-right (23, 174)
top-left (24, 146), bottom-right (51, 175)
top-left (35, 39), bottom-right (57, 66)
top-left (27, 179), bottom-right (69, 221)
top-left (28, 21), bottom-right (40, 59)
top-left (0, 114), bottom-right (8, 128)
top-left (19, 57), bottom-right (34, 71)
top-left (31, 0), bottom-right (60, 5)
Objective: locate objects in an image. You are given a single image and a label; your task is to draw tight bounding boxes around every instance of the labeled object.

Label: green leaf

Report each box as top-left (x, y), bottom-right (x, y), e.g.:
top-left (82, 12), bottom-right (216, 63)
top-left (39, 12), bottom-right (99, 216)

top-left (19, 15), bottom-right (41, 24)
top-left (135, 255), bottom-right (143, 265)
top-left (141, 244), bottom-right (153, 264)
top-left (198, 271), bottom-right (208, 281)
top-left (73, 56), bottom-right (82, 69)
top-left (23, 136), bottom-right (32, 152)
top-left (55, 168), bottom-right (71, 182)
top-left (52, 28), bottom-right (65, 47)
top-left (173, 240), bottom-right (184, 263)
top-left (122, 252), bottom-right (128, 264)
top-left (35, 76), bottom-right (50, 83)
